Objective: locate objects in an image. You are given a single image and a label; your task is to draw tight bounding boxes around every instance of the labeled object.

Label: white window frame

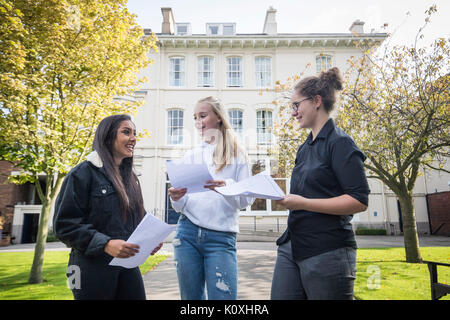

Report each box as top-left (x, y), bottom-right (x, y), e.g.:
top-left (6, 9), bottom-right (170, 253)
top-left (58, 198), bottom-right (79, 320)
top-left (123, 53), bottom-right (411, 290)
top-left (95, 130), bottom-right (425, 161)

top-left (255, 56), bottom-right (272, 88)
top-left (226, 56), bottom-right (243, 87)
top-left (227, 108), bottom-right (244, 140)
top-left (169, 57), bottom-right (185, 87)
top-left (206, 23), bottom-right (220, 35)
top-left (206, 23), bottom-right (236, 36)
top-left (222, 24), bottom-right (236, 35)
top-left (256, 109), bottom-right (273, 145)
top-left (197, 56), bottom-right (215, 87)
top-left (241, 158), bottom-right (290, 216)
top-left (167, 109), bottom-right (184, 145)
top-left (316, 54), bottom-right (333, 73)
top-left (175, 23), bottom-right (191, 35)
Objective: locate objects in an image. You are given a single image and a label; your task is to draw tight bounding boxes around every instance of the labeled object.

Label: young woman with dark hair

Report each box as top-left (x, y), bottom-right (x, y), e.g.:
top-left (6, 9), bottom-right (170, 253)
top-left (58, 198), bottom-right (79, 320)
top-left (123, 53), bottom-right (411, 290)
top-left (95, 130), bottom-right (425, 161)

top-left (271, 68), bottom-right (370, 300)
top-left (53, 114), bottom-right (160, 300)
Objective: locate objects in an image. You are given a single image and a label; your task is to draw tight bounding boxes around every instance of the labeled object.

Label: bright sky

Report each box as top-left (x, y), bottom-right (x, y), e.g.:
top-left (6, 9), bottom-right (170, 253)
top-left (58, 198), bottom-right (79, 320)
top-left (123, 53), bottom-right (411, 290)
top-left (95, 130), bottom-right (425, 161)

top-left (127, 0), bottom-right (449, 48)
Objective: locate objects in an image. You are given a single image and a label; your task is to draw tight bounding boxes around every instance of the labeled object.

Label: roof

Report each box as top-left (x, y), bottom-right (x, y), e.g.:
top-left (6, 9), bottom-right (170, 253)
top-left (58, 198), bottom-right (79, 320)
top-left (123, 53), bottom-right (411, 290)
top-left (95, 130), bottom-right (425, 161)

top-left (145, 29), bottom-right (387, 38)
top-left (143, 29), bottom-right (387, 48)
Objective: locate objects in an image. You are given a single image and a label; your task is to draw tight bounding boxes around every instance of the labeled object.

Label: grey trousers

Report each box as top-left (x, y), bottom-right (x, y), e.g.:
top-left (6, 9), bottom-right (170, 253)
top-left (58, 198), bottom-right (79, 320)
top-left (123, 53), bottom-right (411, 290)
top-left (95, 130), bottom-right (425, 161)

top-left (271, 241), bottom-right (357, 300)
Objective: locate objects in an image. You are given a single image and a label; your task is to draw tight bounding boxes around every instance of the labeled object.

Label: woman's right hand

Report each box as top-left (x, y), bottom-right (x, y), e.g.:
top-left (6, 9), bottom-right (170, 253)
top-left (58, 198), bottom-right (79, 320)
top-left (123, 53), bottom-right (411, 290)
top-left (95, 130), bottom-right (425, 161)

top-left (168, 187), bottom-right (187, 201)
top-left (104, 239), bottom-right (140, 258)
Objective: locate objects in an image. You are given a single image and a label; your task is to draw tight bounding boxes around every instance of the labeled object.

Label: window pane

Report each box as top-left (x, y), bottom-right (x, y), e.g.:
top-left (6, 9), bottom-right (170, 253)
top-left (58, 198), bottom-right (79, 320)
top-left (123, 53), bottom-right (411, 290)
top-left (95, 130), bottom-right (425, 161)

top-left (210, 26), bottom-right (218, 34)
top-left (251, 198), bottom-right (267, 211)
top-left (227, 57), bottom-right (242, 87)
top-left (252, 160), bottom-right (265, 174)
top-left (198, 56), bottom-right (214, 87)
top-left (223, 25), bottom-right (234, 35)
top-left (167, 110), bottom-right (184, 144)
top-left (316, 55), bottom-right (332, 73)
top-left (251, 161), bottom-right (267, 211)
top-left (169, 58), bottom-right (185, 86)
top-left (228, 109), bottom-right (243, 136)
top-left (255, 57), bottom-right (271, 87)
top-left (271, 179), bottom-right (287, 211)
top-left (257, 110), bottom-right (272, 144)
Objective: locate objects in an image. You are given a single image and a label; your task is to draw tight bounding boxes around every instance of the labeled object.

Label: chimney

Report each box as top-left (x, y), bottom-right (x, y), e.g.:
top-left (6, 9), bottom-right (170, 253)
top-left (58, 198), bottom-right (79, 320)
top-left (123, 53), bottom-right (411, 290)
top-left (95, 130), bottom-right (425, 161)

top-left (263, 6), bottom-right (277, 35)
top-left (161, 7), bottom-right (175, 34)
top-left (349, 19), bottom-right (365, 34)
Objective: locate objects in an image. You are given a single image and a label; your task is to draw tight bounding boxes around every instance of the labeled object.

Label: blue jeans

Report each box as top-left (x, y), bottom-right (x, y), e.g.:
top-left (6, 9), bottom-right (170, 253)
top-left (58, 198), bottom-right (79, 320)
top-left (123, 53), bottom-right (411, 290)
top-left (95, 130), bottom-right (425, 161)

top-left (173, 214), bottom-right (238, 300)
top-left (271, 241), bottom-right (356, 300)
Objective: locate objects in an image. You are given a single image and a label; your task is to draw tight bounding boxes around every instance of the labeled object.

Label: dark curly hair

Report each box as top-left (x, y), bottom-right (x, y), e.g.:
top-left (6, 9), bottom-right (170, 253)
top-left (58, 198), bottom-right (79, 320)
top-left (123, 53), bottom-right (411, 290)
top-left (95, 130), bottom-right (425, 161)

top-left (294, 67), bottom-right (343, 113)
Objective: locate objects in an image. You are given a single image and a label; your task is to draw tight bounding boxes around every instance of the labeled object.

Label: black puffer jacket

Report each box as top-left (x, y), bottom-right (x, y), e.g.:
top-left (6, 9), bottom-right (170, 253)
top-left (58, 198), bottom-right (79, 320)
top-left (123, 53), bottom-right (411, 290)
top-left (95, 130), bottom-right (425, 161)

top-left (53, 151), bottom-right (140, 258)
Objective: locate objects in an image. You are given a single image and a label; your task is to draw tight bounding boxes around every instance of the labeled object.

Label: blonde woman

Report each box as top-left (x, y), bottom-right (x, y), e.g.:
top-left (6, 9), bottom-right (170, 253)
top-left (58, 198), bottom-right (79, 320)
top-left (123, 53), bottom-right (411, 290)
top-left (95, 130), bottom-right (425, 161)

top-left (168, 96), bottom-right (253, 300)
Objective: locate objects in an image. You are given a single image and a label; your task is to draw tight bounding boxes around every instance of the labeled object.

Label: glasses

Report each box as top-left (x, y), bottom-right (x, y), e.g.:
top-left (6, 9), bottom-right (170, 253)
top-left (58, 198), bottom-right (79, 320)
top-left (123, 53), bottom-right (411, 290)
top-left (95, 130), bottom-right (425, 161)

top-left (291, 97), bottom-right (312, 112)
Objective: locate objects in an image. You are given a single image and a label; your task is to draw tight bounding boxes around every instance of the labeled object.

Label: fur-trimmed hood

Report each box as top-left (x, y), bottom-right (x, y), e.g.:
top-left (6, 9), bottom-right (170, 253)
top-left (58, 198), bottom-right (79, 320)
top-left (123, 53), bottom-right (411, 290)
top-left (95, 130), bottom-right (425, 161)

top-left (86, 151), bottom-right (103, 168)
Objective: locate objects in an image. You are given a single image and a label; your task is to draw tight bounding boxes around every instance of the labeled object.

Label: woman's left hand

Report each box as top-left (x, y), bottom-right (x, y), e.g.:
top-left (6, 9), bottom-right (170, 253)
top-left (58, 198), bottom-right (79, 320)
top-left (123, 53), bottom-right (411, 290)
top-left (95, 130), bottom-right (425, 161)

top-left (204, 180), bottom-right (226, 191)
top-left (275, 194), bottom-right (307, 211)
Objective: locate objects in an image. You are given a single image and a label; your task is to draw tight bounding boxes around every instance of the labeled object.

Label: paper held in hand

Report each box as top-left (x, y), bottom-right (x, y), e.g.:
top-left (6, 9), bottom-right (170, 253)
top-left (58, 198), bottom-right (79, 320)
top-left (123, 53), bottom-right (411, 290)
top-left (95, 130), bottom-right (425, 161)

top-left (109, 213), bottom-right (176, 269)
top-left (215, 172), bottom-right (285, 200)
top-left (166, 159), bottom-right (214, 194)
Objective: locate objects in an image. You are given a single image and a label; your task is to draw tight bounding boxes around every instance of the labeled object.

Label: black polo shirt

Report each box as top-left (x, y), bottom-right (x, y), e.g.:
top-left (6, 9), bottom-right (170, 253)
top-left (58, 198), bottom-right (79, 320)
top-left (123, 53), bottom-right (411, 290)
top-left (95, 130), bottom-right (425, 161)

top-left (277, 118), bottom-right (370, 261)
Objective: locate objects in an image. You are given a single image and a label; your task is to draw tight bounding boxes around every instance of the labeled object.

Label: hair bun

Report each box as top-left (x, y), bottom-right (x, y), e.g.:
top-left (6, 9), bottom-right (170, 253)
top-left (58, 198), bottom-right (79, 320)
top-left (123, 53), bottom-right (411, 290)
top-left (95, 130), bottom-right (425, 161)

top-left (319, 67), bottom-right (343, 91)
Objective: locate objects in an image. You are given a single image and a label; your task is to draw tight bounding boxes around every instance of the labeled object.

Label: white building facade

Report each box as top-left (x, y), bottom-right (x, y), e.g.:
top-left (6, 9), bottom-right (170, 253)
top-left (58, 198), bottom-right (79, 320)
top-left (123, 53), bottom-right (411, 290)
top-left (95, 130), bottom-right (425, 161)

top-left (132, 7), bottom-right (392, 233)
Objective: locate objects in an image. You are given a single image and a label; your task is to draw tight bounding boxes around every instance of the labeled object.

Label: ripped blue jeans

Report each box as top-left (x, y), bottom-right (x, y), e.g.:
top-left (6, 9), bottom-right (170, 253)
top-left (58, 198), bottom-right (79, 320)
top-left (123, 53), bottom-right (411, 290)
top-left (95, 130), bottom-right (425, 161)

top-left (173, 214), bottom-right (237, 300)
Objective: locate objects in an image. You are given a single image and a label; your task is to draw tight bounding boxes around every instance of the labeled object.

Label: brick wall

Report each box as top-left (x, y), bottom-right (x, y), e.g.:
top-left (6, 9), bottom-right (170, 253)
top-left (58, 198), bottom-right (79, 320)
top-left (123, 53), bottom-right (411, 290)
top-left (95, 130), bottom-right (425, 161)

top-left (426, 191), bottom-right (450, 236)
top-left (0, 161), bottom-right (28, 235)
top-left (0, 161), bottom-right (15, 234)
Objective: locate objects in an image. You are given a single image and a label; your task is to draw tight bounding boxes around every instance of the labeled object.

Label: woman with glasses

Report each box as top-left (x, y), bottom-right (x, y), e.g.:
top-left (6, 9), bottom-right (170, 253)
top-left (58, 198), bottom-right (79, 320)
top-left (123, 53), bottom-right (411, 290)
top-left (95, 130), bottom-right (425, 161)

top-left (271, 67), bottom-right (370, 300)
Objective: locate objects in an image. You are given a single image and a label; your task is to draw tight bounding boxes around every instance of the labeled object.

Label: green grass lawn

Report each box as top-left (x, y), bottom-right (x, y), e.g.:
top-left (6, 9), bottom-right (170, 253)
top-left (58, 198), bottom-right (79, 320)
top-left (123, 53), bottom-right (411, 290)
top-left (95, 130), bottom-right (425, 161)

top-left (0, 250), bottom-right (168, 300)
top-left (354, 247), bottom-right (450, 300)
top-left (1, 247), bottom-right (449, 300)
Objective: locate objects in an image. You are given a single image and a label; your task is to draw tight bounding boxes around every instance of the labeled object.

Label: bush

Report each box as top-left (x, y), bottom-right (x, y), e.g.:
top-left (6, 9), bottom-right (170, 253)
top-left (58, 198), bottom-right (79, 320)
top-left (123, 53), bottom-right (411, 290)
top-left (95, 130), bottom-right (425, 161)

top-left (46, 228), bottom-right (58, 242)
top-left (356, 228), bottom-right (387, 235)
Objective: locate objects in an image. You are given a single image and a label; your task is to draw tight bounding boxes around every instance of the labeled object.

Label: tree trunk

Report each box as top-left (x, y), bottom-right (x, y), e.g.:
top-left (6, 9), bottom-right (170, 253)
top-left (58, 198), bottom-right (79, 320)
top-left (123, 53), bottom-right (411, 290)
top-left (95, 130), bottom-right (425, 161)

top-left (28, 175), bottom-right (64, 284)
top-left (398, 193), bottom-right (422, 263)
top-left (28, 199), bottom-right (51, 284)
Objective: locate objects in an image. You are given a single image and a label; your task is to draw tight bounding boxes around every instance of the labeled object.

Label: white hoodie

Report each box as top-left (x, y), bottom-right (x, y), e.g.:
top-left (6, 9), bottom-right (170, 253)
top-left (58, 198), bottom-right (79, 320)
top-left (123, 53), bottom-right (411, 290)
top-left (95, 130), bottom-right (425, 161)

top-left (170, 142), bottom-right (254, 233)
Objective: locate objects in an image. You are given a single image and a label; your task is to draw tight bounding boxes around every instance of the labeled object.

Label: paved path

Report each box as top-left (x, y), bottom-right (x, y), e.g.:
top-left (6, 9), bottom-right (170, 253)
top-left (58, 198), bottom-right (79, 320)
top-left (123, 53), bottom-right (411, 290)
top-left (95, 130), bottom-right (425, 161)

top-left (144, 246), bottom-right (277, 300)
top-left (2, 235), bottom-right (449, 252)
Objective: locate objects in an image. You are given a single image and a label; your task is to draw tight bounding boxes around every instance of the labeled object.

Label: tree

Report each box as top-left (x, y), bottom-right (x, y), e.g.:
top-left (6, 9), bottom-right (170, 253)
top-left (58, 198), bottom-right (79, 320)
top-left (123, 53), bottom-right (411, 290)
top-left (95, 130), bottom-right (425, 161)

top-left (0, 0), bottom-right (157, 283)
top-left (269, 69), bottom-right (309, 178)
top-left (270, 6), bottom-right (449, 263)
top-left (338, 6), bottom-right (449, 263)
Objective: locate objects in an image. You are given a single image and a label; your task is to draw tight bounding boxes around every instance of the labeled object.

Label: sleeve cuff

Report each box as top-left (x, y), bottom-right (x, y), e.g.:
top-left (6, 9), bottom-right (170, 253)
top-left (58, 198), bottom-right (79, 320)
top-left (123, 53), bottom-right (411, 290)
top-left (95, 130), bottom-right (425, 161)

top-left (171, 196), bottom-right (188, 213)
top-left (348, 192), bottom-right (369, 207)
top-left (84, 232), bottom-right (111, 257)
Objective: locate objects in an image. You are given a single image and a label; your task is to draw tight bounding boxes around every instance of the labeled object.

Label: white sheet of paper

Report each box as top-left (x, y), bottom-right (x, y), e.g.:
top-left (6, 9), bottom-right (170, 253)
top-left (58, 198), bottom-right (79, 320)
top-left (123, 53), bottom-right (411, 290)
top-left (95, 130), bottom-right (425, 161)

top-left (215, 173), bottom-right (285, 200)
top-left (166, 159), bottom-right (214, 194)
top-left (109, 213), bottom-right (176, 269)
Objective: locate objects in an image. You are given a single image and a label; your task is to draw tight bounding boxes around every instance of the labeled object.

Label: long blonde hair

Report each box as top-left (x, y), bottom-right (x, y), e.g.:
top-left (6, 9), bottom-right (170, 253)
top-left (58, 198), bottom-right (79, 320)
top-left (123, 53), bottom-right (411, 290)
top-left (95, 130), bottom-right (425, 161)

top-left (197, 96), bottom-right (246, 172)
